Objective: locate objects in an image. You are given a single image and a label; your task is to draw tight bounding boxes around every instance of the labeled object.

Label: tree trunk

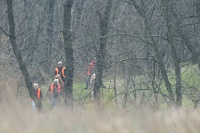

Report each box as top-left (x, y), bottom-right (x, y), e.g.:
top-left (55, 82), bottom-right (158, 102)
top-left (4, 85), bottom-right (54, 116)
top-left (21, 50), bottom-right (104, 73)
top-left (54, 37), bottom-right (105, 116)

top-left (171, 43), bottom-right (182, 107)
top-left (24, 0), bottom-right (34, 63)
top-left (46, 0), bottom-right (55, 58)
top-left (152, 58), bottom-right (159, 110)
top-left (5, 0), bottom-right (35, 99)
top-left (63, 0), bottom-right (74, 109)
top-left (162, 0), bottom-right (182, 107)
top-left (113, 65), bottom-right (118, 109)
top-left (94, 0), bottom-right (113, 104)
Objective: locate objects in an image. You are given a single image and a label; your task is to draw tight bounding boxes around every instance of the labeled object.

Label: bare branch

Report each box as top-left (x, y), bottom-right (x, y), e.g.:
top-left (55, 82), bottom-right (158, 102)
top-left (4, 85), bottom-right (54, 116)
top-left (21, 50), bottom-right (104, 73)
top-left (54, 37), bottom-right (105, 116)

top-left (0, 27), bottom-right (11, 36)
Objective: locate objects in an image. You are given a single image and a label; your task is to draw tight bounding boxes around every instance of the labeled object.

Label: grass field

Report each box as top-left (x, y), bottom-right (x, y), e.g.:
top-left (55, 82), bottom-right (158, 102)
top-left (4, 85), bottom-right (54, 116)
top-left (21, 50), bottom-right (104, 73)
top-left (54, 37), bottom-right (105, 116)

top-left (1, 101), bottom-right (200, 133)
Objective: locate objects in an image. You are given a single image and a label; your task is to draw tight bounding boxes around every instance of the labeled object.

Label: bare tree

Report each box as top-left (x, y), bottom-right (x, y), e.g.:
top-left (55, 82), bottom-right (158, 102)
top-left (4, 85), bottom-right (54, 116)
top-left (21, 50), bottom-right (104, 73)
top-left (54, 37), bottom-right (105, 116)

top-left (63, 0), bottom-right (74, 109)
top-left (1, 0), bottom-right (200, 109)
top-left (126, 0), bottom-right (176, 106)
top-left (4, 0), bottom-right (38, 104)
top-left (161, 0), bottom-right (182, 107)
top-left (93, 0), bottom-right (113, 104)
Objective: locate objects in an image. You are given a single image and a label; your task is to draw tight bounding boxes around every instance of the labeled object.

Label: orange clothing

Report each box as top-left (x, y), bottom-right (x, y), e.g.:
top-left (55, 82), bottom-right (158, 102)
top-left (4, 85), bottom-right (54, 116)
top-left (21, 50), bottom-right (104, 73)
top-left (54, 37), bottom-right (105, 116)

top-left (55, 67), bottom-right (66, 78)
top-left (29, 88), bottom-right (41, 100)
top-left (49, 83), bottom-right (61, 94)
top-left (87, 61), bottom-right (95, 76)
top-left (37, 88), bottom-right (41, 100)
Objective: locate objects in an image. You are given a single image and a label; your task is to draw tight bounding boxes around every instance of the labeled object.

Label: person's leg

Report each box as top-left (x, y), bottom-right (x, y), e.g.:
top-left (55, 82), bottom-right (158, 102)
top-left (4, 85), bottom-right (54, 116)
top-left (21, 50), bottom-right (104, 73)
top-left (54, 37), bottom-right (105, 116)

top-left (54, 97), bottom-right (57, 106)
top-left (50, 97), bottom-right (53, 109)
top-left (90, 73), bottom-right (95, 84)
top-left (38, 101), bottom-right (42, 111)
top-left (85, 75), bottom-right (91, 89)
top-left (50, 96), bottom-right (56, 109)
top-left (61, 77), bottom-right (65, 83)
top-left (31, 100), bottom-right (37, 112)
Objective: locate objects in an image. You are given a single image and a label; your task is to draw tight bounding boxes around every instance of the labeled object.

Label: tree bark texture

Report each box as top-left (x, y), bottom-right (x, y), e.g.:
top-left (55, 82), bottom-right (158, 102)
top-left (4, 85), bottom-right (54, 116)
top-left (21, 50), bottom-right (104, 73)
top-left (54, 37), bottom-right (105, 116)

top-left (63, 0), bottom-right (74, 109)
top-left (94, 0), bottom-right (113, 103)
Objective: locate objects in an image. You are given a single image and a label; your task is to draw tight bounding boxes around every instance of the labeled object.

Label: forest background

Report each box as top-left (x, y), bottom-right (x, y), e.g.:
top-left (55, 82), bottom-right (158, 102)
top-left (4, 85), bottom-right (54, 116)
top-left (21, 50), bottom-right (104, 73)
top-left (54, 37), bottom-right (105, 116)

top-left (1, 0), bottom-right (200, 109)
top-left (1, 0), bottom-right (200, 132)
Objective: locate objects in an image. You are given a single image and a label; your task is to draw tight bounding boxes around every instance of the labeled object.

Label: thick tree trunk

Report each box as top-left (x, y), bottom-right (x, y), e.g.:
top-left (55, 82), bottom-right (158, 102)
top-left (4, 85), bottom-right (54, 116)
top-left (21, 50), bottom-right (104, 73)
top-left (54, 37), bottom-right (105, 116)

top-left (63, 0), bottom-right (74, 109)
top-left (94, 0), bottom-right (113, 104)
top-left (42, 0), bottom-right (55, 76)
top-left (5, 0), bottom-right (35, 99)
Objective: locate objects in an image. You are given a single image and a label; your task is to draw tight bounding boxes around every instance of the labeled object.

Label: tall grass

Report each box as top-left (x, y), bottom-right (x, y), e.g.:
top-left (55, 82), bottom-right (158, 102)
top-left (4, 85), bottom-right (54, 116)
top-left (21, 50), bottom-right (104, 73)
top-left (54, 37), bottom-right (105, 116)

top-left (2, 66), bottom-right (200, 133)
top-left (1, 96), bottom-right (200, 133)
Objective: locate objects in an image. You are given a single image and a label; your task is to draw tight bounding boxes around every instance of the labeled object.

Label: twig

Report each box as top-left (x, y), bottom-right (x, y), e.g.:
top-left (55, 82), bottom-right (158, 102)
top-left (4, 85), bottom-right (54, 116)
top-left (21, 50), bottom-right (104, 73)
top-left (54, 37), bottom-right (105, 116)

top-left (0, 27), bottom-right (11, 36)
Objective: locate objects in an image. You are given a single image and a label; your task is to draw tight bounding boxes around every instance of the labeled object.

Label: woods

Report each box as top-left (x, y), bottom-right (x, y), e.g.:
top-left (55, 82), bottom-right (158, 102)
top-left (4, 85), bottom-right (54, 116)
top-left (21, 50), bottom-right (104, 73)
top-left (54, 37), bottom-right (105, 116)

top-left (1, 0), bottom-right (200, 110)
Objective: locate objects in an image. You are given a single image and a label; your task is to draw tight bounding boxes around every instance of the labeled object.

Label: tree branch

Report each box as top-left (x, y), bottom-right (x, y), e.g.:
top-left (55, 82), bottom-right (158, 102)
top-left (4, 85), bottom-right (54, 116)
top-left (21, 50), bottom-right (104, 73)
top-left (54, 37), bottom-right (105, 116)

top-left (0, 27), bottom-right (11, 36)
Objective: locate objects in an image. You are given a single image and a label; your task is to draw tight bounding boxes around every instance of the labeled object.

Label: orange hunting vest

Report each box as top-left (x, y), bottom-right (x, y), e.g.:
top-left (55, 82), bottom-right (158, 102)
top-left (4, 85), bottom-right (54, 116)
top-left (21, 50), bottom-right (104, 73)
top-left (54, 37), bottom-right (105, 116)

top-left (37, 88), bottom-right (41, 100)
top-left (55, 67), bottom-right (66, 77)
top-left (87, 61), bottom-right (95, 75)
top-left (50, 83), bottom-right (61, 94)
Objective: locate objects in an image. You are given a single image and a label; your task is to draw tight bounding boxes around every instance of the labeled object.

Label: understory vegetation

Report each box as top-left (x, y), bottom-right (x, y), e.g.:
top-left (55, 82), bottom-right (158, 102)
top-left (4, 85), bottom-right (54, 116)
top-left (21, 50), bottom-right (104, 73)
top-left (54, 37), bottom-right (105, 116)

top-left (1, 0), bottom-right (200, 132)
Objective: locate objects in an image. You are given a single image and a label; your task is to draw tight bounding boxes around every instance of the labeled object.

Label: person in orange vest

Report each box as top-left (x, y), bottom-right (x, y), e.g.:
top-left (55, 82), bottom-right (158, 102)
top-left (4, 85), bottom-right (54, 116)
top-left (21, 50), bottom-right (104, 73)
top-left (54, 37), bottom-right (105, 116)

top-left (85, 58), bottom-right (96, 89)
top-left (49, 79), bottom-right (61, 109)
top-left (55, 61), bottom-right (66, 83)
top-left (32, 83), bottom-right (43, 111)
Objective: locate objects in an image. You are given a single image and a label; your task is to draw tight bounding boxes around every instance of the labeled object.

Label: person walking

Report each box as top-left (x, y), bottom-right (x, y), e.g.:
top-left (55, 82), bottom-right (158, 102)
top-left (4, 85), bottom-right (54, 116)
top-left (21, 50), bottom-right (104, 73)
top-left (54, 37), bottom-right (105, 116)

top-left (32, 83), bottom-right (43, 112)
top-left (85, 58), bottom-right (96, 89)
top-left (49, 79), bottom-right (61, 109)
top-left (54, 61), bottom-right (66, 83)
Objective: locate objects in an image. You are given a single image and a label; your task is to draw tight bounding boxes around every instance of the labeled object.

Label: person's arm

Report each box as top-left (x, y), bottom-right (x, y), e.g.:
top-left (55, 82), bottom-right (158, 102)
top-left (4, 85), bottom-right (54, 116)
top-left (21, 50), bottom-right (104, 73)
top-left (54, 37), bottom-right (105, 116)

top-left (40, 91), bottom-right (43, 100)
top-left (47, 85), bottom-right (51, 98)
top-left (64, 67), bottom-right (67, 78)
top-left (54, 68), bottom-right (57, 76)
top-left (64, 67), bottom-right (66, 73)
top-left (91, 65), bottom-right (94, 70)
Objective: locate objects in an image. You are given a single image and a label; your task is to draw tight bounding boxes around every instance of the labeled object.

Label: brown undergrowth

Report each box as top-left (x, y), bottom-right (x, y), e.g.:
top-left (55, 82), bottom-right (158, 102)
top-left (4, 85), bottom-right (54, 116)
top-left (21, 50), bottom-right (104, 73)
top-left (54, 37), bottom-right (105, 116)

top-left (1, 83), bottom-right (200, 133)
top-left (1, 99), bottom-right (200, 133)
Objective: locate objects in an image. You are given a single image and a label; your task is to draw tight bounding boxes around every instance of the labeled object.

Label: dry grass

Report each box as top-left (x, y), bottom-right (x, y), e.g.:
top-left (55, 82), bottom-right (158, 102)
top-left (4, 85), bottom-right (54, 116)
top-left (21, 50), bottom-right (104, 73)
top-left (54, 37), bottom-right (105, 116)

top-left (1, 83), bottom-right (200, 133)
top-left (1, 99), bottom-right (200, 133)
